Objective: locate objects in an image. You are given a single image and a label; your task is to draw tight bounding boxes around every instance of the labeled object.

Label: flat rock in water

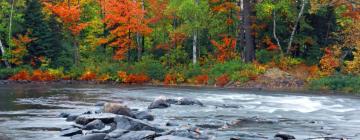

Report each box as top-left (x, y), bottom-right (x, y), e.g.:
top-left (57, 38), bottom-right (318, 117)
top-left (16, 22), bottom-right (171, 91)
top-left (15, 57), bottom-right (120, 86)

top-left (75, 113), bottom-right (117, 125)
top-left (103, 103), bottom-right (133, 117)
top-left (83, 119), bottom-right (105, 130)
top-left (66, 114), bottom-right (79, 121)
top-left (155, 135), bottom-right (194, 140)
top-left (274, 133), bottom-right (296, 140)
top-left (116, 130), bottom-right (156, 140)
top-left (72, 133), bottom-right (106, 140)
top-left (134, 111), bottom-right (154, 121)
top-left (148, 97), bottom-right (171, 109)
top-left (162, 129), bottom-right (208, 139)
top-left (176, 97), bottom-right (203, 106)
top-left (115, 115), bottom-right (164, 132)
top-left (60, 128), bottom-right (82, 137)
top-left (105, 129), bottom-right (129, 139)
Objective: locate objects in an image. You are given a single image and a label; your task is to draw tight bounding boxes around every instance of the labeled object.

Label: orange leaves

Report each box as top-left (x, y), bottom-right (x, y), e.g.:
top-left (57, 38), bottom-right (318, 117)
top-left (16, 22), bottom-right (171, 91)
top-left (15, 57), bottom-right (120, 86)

top-left (9, 70), bottom-right (56, 81)
top-left (319, 48), bottom-right (340, 76)
top-left (79, 71), bottom-right (97, 80)
top-left (9, 70), bottom-right (31, 81)
top-left (117, 71), bottom-right (149, 84)
top-left (195, 75), bottom-right (209, 85)
top-left (215, 74), bottom-right (229, 87)
top-left (100, 0), bottom-right (151, 60)
top-left (10, 34), bottom-right (32, 65)
top-left (210, 36), bottom-right (237, 62)
top-left (44, 2), bottom-right (87, 35)
top-left (164, 74), bottom-right (176, 85)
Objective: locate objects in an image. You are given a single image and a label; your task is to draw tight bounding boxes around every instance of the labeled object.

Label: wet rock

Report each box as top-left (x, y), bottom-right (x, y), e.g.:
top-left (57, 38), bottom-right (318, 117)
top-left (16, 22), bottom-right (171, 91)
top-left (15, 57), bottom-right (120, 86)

top-left (114, 115), bottom-right (164, 132)
top-left (83, 119), bottom-right (105, 130)
top-left (59, 112), bottom-right (70, 118)
top-left (105, 129), bottom-right (129, 139)
top-left (104, 103), bottom-right (133, 117)
top-left (72, 124), bottom-right (85, 129)
top-left (91, 125), bottom-right (114, 133)
top-left (230, 137), bottom-right (241, 140)
top-left (0, 133), bottom-right (11, 140)
top-left (72, 133), bottom-right (106, 140)
top-left (82, 111), bottom-right (93, 115)
top-left (134, 111), bottom-right (154, 121)
top-left (66, 114), bottom-right (79, 121)
top-left (162, 129), bottom-right (208, 139)
top-left (215, 104), bottom-right (240, 109)
top-left (155, 135), bottom-right (194, 140)
top-left (75, 113), bottom-right (117, 125)
top-left (95, 101), bottom-right (106, 106)
top-left (196, 123), bottom-right (223, 129)
top-left (60, 128), bottom-right (82, 137)
top-left (165, 121), bottom-right (179, 126)
top-left (148, 97), bottom-right (171, 109)
top-left (274, 133), bottom-right (295, 140)
top-left (117, 130), bottom-right (156, 140)
top-left (176, 97), bottom-right (203, 106)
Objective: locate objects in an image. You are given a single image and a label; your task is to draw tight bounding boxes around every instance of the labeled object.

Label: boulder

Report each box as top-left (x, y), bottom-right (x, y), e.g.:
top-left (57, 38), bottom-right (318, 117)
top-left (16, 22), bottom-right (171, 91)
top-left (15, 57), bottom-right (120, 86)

top-left (91, 123), bottom-right (116, 133)
top-left (60, 128), bottom-right (82, 137)
top-left (83, 119), bottom-right (105, 130)
top-left (148, 97), bottom-right (171, 109)
top-left (274, 133), bottom-right (296, 140)
top-left (0, 133), bottom-right (11, 140)
top-left (75, 113), bottom-right (117, 125)
top-left (114, 115), bottom-right (164, 132)
top-left (116, 130), bottom-right (156, 140)
top-left (59, 112), bottom-right (70, 118)
top-left (176, 97), bottom-right (203, 106)
top-left (103, 103), bottom-right (133, 117)
top-left (105, 129), bottom-right (129, 139)
top-left (162, 129), bottom-right (208, 139)
top-left (66, 114), bottom-right (79, 122)
top-left (72, 133), bottom-right (106, 140)
top-left (155, 135), bottom-right (194, 140)
top-left (134, 111), bottom-right (154, 121)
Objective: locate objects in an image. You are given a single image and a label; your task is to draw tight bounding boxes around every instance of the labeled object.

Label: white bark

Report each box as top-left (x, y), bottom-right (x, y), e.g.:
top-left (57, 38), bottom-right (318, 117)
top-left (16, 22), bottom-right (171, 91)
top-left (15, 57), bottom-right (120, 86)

top-left (0, 39), bottom-right (10, 68)
top-left (193, 32), bottom-right (197, 64)
top-left (272, 11), bottom-right (283, 54)
top-left (8, 0), bottom-right (15, 42)
top-left (287, 0), bottom-right (306, 54)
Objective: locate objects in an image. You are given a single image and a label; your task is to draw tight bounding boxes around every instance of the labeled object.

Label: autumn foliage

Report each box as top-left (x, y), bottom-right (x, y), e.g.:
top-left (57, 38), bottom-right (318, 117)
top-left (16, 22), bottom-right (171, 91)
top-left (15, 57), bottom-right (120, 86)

top-left (164, 74), bottom-right (176, 85)
top-left (195, 75), bottom-right (209, 85)
top-left (9, 70), bottom-right (56, 81)
top-left (216, 74), bottom-right (229, 87)
top-left (319, 48), bottom-right (340, 76)
top-left (79, 71), bottom-right (97, 81)
top-left (9, 70), bottom-right (31, 81)
top-left (117, 71), bottom-right (149, 84)
top-left (211, 37), bottom-right (237, 62)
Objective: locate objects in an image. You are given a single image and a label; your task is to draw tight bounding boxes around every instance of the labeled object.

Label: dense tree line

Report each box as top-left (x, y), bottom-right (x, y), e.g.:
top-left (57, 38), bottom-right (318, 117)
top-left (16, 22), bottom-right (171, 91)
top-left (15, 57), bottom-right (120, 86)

top-left (0, 0), bottom-right (359, 91)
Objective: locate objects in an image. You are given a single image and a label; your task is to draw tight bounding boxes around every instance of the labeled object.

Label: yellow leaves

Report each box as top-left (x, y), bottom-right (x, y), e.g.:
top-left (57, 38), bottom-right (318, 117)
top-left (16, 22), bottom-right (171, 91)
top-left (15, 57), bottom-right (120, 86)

top-left (9, 34), bottom-right (32, 65)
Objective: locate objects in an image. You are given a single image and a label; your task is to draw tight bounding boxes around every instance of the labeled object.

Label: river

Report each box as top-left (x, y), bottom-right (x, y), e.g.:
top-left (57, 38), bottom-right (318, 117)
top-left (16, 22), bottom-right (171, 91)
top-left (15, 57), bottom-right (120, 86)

top-left (0, 83), bottom-right (359, 140)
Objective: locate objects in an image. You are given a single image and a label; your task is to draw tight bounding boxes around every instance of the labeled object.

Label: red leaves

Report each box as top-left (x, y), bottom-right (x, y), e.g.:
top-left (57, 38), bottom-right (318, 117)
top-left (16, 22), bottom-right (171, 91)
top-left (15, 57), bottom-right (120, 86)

top-left (79, 71), bottom-right (97, 81)
top-left (210, 36), bottom-right (237, 62)
top-left (195, 75), bottom-right (209, 85)
top-left (164, 74), bottom-right (176, 85)
top-left (99, 0), bottom-right (152, 60)
top-left (9, 70), bottom-right (31, 81)
top-left (44, 2), bottom-right (87, 35)
top-left (117, 71), bottom-right (149, 84)
top-left (216, 74), bottom-right (229, 87)
top-left (9, 70), bottom-right (56, 81)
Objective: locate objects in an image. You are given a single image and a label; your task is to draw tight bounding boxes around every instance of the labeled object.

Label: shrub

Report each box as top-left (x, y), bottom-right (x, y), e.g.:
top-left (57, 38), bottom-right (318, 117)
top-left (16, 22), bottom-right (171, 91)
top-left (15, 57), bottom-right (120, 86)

top-left (79, 71), bottom-right (97, 81)
top-left (124, 74), bottom-right (150, 84)
top-left (9, 70), bottom-right (31, 81)
top-left (195, 75), bottom-right (209, 85)
top-left (210, 60), bottom-right (255, 82)
top-left (276, 56), bottom-right (303, 70)
top-left (0, 68), bottom-right (21, 79)
top-left (164, 74), bottom-right (176, 85)
top-left (309, 75), bottom-right (360, 93)
top-left (184, 64), bottom-right (202, 79)
top-left (256, 49), bottom-right (275, 64)
top-left (133, 56), bottom-right (166, 81)
top-left (30, 70), bottom-right (56, 81)
top-left (216, 74), bottom-right (229, 87)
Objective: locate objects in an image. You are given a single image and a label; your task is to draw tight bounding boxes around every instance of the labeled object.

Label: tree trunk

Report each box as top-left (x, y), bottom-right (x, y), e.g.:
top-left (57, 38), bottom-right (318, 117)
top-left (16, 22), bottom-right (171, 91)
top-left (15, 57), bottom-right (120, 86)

top-left (192, 32), bottom-right (197, 64)
top-left (8, 0), bottom-right (15, 42)
top-left (73, 40), bottom-right (80, 66)
top-left (286, 0), bottom-right (306, 55)
top-left (136, 33), bottom-right (142, 61)
top-left (272, 10), bottom-right (283, 54)
top-left (236, 0), bottom-right (245, 54)
top-left (243, 0), bottom-right (255, 62)
top-left (0, 39), bottom-right (10, 68)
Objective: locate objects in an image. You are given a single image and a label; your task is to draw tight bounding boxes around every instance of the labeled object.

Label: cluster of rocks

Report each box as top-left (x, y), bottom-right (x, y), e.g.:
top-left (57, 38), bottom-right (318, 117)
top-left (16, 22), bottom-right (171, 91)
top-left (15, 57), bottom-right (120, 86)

top-left (58, 97), bottom-right (207, 140)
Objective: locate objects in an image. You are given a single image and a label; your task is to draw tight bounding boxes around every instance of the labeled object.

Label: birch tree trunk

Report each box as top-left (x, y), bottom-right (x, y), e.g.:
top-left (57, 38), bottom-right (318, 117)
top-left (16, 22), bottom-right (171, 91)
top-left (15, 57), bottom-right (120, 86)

top-left (8, 0), bottom-right (15, 42)
top-left (286, 0), bottom-right (306, 55)
top-left (193, 32), bottom-right (197, 64)
top-left (272, 11), bottom-right (283, 54)
top-left (0, 39), bottom-right (10, 68)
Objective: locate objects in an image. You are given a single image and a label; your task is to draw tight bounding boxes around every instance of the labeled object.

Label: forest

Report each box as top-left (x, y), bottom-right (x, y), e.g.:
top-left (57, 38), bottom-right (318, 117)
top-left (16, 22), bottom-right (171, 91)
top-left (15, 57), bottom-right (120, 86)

top-left (0, 0), bottom-right (360, 93)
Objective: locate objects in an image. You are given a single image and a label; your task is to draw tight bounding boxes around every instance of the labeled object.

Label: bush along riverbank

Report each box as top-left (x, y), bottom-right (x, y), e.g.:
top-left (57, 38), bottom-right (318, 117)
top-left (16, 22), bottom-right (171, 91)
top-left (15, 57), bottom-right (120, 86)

top-left (0, 57), bottom-right (359, 94)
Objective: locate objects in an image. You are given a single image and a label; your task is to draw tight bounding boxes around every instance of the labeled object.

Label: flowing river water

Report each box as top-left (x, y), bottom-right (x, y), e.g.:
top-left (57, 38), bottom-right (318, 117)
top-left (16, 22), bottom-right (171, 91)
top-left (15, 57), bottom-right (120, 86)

top-left (0, 83), bottom-right (359, 140)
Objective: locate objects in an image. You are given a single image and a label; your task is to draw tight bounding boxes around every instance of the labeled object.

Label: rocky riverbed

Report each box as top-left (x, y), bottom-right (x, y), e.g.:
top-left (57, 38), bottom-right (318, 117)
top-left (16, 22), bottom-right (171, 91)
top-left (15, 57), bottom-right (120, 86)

top-left (0, 83), bottom-right (359, 140)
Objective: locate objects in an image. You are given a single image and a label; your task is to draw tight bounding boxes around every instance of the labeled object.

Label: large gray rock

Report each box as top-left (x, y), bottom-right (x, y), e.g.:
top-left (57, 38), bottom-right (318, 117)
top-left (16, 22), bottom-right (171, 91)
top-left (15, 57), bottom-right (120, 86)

top-left (274, 133), bottom-right (296, 140)
top-left (155, 135), bottom-right (194, 140)
top-left (72, 133), bottom-right (106, 140)
top-left (148, 96), bottom-right (171, 109)
top-left (105, 129), bottom-right (129, 139)
top-left (83, 119), bottom-right (105, 130)
top-left (104, 103), bottom-right (133, 117)
top-left (75, 113), bottom-right (117, 125)
top-left (115, 115), bottom-right (164, 132)
top-left (176, 97), bottom-right (203, 106)
top-left (117, 130), bottom-right (156, 140)
top-left (134, 111), bottom-right (154, 121)
top-left (60, 128), bottom-right (82, 137)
